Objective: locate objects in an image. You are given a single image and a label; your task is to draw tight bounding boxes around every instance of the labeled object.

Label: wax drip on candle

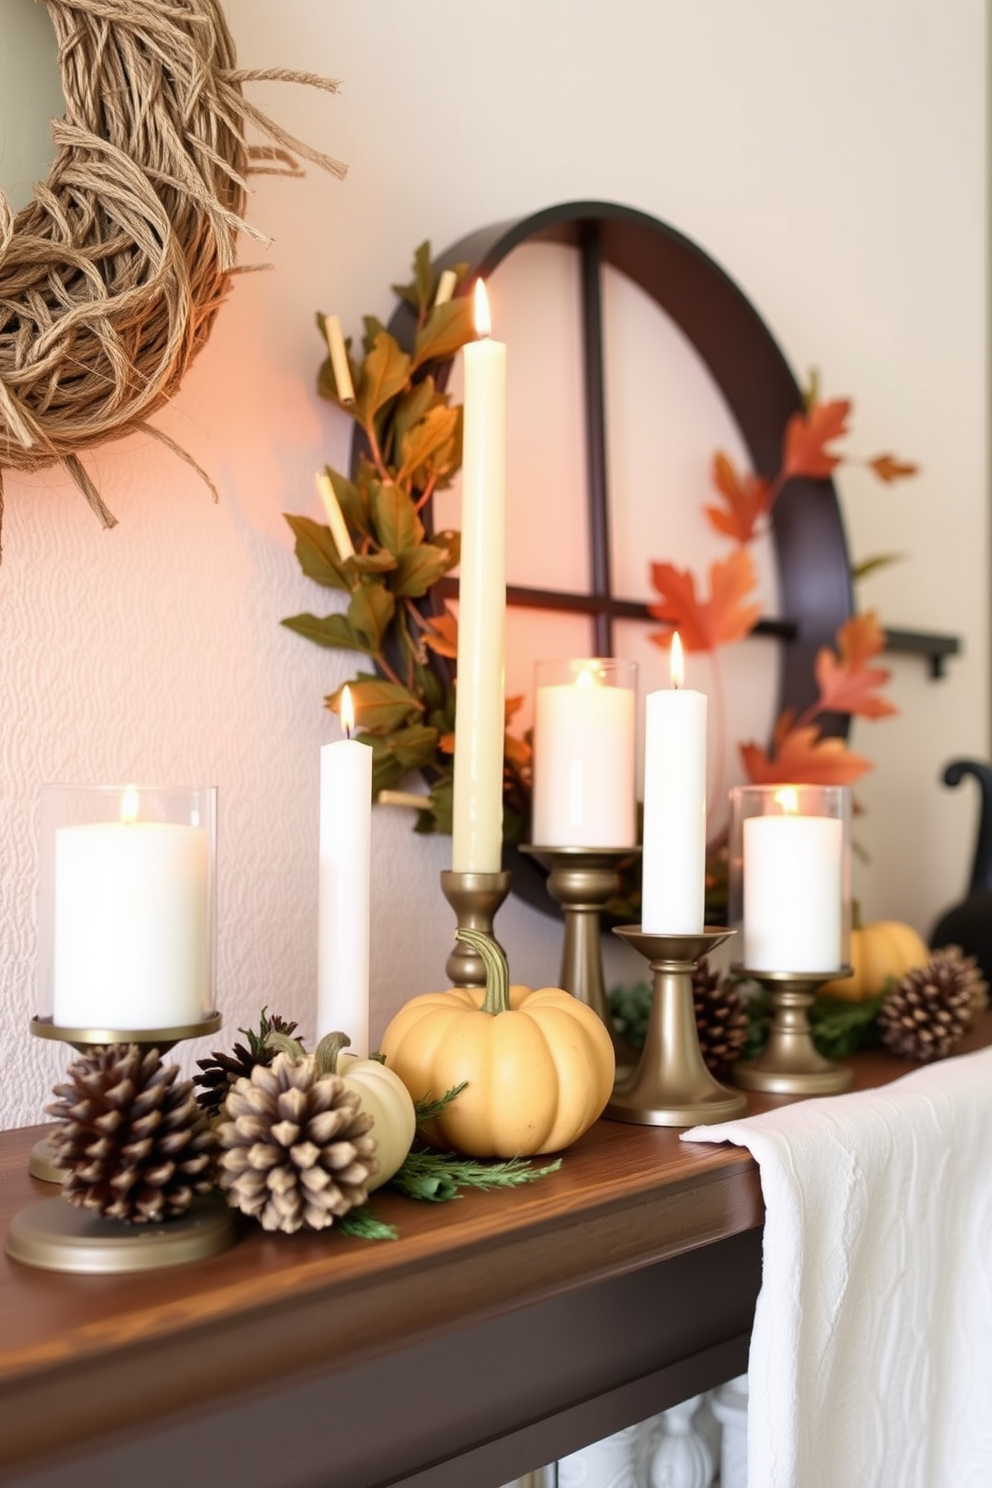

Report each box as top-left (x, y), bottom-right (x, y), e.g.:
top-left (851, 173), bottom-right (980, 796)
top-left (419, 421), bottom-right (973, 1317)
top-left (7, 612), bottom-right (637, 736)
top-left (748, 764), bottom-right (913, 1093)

top-left (341, 684), bottom-right (355, 740)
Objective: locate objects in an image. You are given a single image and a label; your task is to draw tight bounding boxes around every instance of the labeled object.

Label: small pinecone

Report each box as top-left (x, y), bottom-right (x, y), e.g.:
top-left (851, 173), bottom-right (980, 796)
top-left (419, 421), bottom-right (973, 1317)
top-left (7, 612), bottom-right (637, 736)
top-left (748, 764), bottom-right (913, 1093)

top-left (216, 1052), bottom-right (378, 1234)
top-left (879, 946), bottom-right (982, 1061)
top-left (692, 958), bottom-right (749, 1077)
top-left (195, 1010), bottom-right (301, 1118)
top-left (45, 1045), bottom-right (216, 1223)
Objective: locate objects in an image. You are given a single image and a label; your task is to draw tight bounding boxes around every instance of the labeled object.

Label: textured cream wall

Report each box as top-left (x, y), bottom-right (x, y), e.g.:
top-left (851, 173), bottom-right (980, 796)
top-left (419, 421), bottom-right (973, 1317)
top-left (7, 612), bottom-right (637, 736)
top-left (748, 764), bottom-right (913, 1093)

top-left (0, 0), bottom-right (986, 1127)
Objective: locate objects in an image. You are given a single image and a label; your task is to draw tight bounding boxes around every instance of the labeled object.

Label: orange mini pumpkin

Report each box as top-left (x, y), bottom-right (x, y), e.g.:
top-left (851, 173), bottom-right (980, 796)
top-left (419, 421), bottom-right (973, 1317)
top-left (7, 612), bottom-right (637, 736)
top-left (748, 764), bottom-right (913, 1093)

top-left (380, 929), bottom-right (615, 1158)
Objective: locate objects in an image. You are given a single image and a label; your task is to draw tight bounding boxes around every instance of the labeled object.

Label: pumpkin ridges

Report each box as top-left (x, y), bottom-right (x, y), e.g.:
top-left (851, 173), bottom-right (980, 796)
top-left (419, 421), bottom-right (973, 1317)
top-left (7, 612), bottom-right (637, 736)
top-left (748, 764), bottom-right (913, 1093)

top-left (522, 1003), bottom-right (611, 1153)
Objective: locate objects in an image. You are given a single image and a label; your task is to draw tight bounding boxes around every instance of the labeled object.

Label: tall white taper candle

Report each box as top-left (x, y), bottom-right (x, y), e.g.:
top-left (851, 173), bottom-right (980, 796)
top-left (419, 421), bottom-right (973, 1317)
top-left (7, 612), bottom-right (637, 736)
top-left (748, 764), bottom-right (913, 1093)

top-left (317, 687), bottom-right (372, 1055)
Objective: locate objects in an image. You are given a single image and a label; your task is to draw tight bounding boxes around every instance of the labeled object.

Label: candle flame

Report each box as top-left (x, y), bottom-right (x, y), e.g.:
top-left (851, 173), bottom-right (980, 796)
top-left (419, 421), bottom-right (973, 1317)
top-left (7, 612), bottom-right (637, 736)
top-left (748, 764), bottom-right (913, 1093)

top-left (341, 684), bottom-right (356, 739)
top-left (474, 278), bottom-right (492, 339)
top-left (670, 632), bottom-right (685, 689)
top-left (576, 663), bottom-right (600, 689)
top-left (774, 786), bottom-right (800, 814)
top-left (120, 785), bottom-right (139, 825)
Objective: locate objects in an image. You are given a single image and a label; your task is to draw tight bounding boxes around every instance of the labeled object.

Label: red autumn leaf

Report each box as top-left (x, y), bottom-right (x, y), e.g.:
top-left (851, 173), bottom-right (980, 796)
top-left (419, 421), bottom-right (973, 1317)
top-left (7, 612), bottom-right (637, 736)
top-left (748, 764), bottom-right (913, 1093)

top-left (504, 732), bottom-right (532, 773)
top-left (438, 731), bottom-right (455, 754)
top-left (868, 453), bottom-right (919, 483)
top-left (422, 607), bottom-right (458, 659)
top-left (704, 452), bottom-right (771, 545)
top-left (814, 611), bottom-right (897, 719)
top-left (648, 549), bottom-right (761, 653)
top-left (740, 724), bottom-right (872, 786)
top-left (781, 399), bottom-right (850, 480)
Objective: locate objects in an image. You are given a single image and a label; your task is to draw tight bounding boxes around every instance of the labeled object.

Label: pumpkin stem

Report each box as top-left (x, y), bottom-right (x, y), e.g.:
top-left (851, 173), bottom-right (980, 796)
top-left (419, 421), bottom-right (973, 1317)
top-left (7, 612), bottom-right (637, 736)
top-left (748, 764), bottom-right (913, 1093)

top-left (455, 928), bottom-right (510, 1015)
top-left (314, 1031), bottom-right (352, 1076)
top-left (266, 1030), bottom-right (307, 1062)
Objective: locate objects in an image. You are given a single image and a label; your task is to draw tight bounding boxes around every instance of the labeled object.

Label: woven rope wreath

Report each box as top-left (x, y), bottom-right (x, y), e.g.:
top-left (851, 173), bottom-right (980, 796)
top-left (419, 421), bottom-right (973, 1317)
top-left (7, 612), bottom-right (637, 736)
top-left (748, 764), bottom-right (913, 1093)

top-left (0, 0), bottom-right (344, 547)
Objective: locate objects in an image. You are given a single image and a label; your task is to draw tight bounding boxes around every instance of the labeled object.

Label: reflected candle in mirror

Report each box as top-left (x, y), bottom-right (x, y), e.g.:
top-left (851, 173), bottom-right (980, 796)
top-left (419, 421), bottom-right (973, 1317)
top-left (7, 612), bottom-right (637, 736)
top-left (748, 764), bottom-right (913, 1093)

top-left (641, 635), bottom-right (708, 934)
top-left (743, 787), bottom-right (843, 971)
top-left (532, 658), bottom-right (637, 847)
top-left (52, 786), bottom-right (209, 1029)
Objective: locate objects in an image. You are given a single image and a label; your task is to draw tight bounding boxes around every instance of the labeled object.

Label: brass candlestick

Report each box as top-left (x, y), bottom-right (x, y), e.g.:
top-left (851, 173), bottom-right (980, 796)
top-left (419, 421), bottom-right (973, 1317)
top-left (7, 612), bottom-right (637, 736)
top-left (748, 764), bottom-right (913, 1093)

top-left (9, 1014), bottom-right (236, 1274)
top-left (440, 870), bottom-right (512, 987)
top-left (730, 967), bottom-right (854, 1096)
top-left (606, 927), bottom-right (749, 1126)
top-left (521, 845), bottom-right (640, 1072)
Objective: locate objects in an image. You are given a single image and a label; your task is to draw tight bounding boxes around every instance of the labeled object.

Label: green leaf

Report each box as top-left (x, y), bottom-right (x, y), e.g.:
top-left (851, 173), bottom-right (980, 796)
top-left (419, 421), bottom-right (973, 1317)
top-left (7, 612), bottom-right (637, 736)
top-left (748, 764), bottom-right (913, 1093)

top-left (325, 469), bottom-right (371, 541)
top-left (362, 315), bottom-right (388, 357)
top-left (396, 406), bottom-right (460, 487)
top-left (414, 1083), bottom-right (468, 1123)
top-left (413, 661), bottom-right (447, 712)
top-left (852, 553), bottom-right (905, 583)
top-left (411, 297), bottom-right (476, 370)
top-left (809, 993), bottom-right (884, 1061)
top-left (282, 611), bottom-right (370, 654)
top-left (369, 737), bottom-right (406, 796)
top-left (326, 678), bottom-right (424, 734)
top-left (284, 514), bottom-right (349, 591)
top-left (416, 777), bottom-right (453, 836)
top-left (430, 527), bottom-right (461, 571)
top-left (389, 1148), bottom-right (562, 1204)
top-left (355, 332), bottom-right (411, 424)
top-left (389, 723), bottom-right (440, 772)
top-left (391, 241), bottom-right (435, 315)
top-left (391, 378), bottom-right (442, 461)
top-left (393, 544), bottom-right (456, 599)
top-left (348, 583), bottom-right (396, 652)
top-left (342, 551), bottom-right (398, 577)
top-left (372, 482), bottom-right (424, 556)
top-left (335, 1205), bottom-right (398, 1241)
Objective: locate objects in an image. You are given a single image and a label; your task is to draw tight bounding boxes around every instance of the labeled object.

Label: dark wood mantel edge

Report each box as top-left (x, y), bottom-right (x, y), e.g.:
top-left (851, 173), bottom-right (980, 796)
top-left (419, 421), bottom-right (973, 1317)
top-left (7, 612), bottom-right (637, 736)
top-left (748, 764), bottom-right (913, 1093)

top-left (0, 1154), bottom-right (763, 1474)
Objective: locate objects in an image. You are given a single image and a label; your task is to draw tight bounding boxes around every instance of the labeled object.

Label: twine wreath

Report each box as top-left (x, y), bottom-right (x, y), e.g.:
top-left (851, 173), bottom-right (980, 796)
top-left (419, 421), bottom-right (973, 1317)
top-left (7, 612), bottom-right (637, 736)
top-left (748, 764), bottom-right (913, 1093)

top-left (0, 0), bottom-right (345, 549)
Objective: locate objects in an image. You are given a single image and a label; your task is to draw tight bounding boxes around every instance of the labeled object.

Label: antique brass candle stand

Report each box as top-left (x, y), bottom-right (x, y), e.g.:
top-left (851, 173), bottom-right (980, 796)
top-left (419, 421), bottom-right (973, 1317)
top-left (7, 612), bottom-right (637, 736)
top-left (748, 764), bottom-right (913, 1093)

top-left (9, 1014), bottom-right (236, 1274)
top-left (440, 870), bottom-right (512, 987)
top-left (606, 928), bottom-right (749, 1126)
top-left (730, 967), bottom-right (854, 1096)
top-left (521, 846), bottom-right (640, 1073)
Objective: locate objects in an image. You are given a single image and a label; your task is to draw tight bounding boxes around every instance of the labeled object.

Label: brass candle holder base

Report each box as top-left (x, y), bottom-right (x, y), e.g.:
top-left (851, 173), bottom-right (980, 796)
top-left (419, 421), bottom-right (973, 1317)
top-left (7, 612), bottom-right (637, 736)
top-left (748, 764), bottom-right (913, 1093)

top-left (521, 845), bottom-right (641, 1073)
top-left (28, 1137), bottom-right (63, 1185)
top-left (606, 927), bottom-right (749, 1127)
top-left (730, 967), bottom-right (855, 1096)
top-left (6, 1195), bottom-right (236, 1275)
top-left (440, 870), bottom-right (512, 987)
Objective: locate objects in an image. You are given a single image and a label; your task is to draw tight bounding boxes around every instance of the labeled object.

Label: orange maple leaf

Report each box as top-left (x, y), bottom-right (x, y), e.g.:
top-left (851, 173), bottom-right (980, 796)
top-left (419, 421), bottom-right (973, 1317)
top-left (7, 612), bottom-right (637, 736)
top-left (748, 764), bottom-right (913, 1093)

top-left (648, 549), bottom-right (761, 653)
top-left (740, 724), bottom-right (872, 786)
top-left (704, 452), bottom-right (771, 545)
top-left (814, 611), bottom-right (897, 719)
top-left (781, 399), bottom-right (850, 481)
top-left (422, 607), bottom-right (458, 659)
top-left (868, 453), bottom-right (919, 484)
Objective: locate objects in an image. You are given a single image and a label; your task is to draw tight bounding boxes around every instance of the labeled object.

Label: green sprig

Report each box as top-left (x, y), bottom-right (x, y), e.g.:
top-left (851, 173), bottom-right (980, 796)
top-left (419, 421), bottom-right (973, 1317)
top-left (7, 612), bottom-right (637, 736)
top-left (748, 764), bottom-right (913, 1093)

top-left (390, 1149), bottom-right (562, 1204)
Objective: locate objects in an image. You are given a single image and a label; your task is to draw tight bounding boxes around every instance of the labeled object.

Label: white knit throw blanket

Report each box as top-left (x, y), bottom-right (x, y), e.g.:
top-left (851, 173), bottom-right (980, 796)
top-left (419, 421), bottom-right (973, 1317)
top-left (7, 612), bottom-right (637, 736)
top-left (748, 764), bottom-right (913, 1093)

top-left (683, 1046), bottom-right (992, 1488)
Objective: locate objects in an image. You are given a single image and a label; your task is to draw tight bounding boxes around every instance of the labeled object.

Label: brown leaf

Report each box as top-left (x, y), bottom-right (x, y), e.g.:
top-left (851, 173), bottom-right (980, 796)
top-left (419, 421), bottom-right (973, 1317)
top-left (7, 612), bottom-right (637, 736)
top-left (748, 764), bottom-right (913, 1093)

top-left (782, 399), bottom-right (850, 480)
top-left (814, 611), bottom-right (898, 720)
top-left (705, 452), bottom-right (771, 544)
top-left (741, 724), bottom-right (872, 786)
top-left (868, 453), bottom-right (919, 483)
top-left (438, 731), bottom-right (456, 755)
top-left (422, 608), bottom-right (458, 659)
top-left (648, 549), bottom-right (761, 653)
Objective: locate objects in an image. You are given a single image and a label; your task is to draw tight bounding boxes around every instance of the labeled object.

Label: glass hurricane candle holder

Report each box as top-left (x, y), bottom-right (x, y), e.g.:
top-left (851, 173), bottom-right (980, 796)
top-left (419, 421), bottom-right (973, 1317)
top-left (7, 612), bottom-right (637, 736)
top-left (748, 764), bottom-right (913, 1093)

top-left (37, 782), bottom-right (218, 1036)
top-left (531, 658), bottom-right (637, 850)
top-left (728, 783), bottom-right (854, 1095)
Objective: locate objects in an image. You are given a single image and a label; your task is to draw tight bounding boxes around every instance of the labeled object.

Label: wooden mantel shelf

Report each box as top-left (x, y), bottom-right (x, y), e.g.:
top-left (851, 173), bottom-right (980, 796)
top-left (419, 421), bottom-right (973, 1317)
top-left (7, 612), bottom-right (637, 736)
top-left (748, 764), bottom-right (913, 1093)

top-left (3, 1016), bottom-right (990, 1488)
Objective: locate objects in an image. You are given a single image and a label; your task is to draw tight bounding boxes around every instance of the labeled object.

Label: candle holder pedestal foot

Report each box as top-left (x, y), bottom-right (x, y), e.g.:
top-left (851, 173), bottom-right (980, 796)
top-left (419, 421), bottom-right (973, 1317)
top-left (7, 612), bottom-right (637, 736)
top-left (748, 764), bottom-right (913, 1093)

top-left (606, 928), bottom-right (749, 1126)
top-left (28, 1135), bottom-right (63, 1185)
top-left (521, 846), bottom-right (640, 1074)
top-left (440, 871), bottom-right (512, 987)
top-left (6, 1195), bottom-right (236, 1275)
top-left (730, 968), bottom-right (854, 1096)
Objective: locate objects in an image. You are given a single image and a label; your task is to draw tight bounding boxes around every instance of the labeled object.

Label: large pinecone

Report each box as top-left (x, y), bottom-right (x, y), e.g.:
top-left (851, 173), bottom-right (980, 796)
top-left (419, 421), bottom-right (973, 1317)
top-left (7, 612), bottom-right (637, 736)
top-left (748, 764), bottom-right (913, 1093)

top-left (46, 1045), bottom-right (216, 1223)
top-left (216, 1052), bottom-right (378, 1233)
top-left (195, 1008), bottom-right (301, 1118)
top-left (878, 946), bottom-right (982, 1061)
top-left (693, 958), bottom-right (749, 1077)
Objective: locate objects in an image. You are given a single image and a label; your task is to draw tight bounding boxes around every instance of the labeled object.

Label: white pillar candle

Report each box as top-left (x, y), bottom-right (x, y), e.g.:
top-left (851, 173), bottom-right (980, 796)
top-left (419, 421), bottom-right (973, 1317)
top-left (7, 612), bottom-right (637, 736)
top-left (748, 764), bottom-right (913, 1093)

top-left (641, 635), bottom-right (708, 934)
top-left (532, 662), bottom-right (636, 847)
top-left (743, 802), bottom-right (843, 972)
top-left (317, 686), bottom-right (372, 1055)
top-left (53, 790), bottom-right (209, 1029)
top-left (451, 279), bottom-right (506, 874)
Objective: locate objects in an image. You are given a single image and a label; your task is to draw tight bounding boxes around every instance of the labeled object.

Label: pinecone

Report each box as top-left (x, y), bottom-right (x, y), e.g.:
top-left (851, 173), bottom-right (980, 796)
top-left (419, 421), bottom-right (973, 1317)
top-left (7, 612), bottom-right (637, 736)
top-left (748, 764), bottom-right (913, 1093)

top-left (692, 958), bottom-right (749, 1077)
top-left (195, 1008), bottom-right (302, 1118)
top-left (45, 1045), bottom-right (216, 1223)
top-left (216, 1052), bottom-right (378, 1233)
top-left (878, 946), bottom-right (982, 1061)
